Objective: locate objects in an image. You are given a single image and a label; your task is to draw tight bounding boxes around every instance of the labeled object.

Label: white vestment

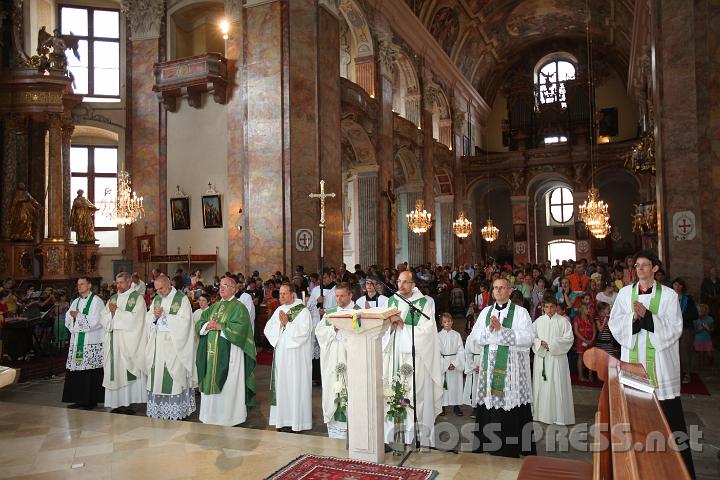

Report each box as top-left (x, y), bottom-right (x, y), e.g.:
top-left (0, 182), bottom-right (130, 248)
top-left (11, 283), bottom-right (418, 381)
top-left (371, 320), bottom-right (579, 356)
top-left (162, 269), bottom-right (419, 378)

top-left (238, 292), bottom-right (256, 332)
top-left (308, 284), bottom-right (337, 360)
top-left (532, 313), bottom-right (575, 425)
top-left (100, 289), bottom-right (148, 408)
top-left (356, 294), bottom-right (388, 309)
top-left (438, 329), bottom-right (465, 406)
top-left (382, 290), bottom-right (443, 446)
top-left (130, 280), bottom-right (146, 295)
top-left (264, 299), bottom-right (313, 431)
top-left (145, 288), bottom-right (196, 419)
top-left (466, 303), bottom-right (533, 410)
top-left (65, 294), bottom-right (105, 371)
top-left (609, 282), bottom-right (682, 400)
top-left (198, 298), bottom-right (249, 426)
top-left (463, 343), bottom-right (483, 407)
top-left (316, 302), bottom-right (358, 438)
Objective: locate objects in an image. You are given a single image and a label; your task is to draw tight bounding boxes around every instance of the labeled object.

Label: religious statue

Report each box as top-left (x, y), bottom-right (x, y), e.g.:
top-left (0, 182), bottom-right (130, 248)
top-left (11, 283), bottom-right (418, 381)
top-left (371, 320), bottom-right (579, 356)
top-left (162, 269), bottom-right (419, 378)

top-left (9, 183), bottom-right (41, 242)
top-left (31, 27), bottom-right (80, 74)
top-left (70, 190), bottom-right (99, 243)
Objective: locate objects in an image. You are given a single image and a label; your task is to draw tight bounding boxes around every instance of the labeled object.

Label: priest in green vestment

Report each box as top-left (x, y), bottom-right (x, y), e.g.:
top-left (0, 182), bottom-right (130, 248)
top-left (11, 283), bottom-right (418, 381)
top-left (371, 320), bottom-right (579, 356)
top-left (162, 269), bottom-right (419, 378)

top-left (196, 276), bottom-right (256, 426)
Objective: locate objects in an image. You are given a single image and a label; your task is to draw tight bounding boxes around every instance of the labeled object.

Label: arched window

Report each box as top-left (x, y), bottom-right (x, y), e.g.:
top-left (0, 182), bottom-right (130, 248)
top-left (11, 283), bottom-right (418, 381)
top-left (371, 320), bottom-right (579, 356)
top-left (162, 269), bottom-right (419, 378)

top-left (547, 187), bottom-right (574, 224)
top-left (548, 240), bottom-right (576, 264)
top-left (535, 59), bottom-right (576, 108)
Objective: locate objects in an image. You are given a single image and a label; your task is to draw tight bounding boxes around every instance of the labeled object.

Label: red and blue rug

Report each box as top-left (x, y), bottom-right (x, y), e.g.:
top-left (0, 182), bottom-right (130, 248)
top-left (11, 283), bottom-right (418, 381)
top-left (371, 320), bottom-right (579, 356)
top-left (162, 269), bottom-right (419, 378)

top-left (266, 455), bottom-right (437, 480)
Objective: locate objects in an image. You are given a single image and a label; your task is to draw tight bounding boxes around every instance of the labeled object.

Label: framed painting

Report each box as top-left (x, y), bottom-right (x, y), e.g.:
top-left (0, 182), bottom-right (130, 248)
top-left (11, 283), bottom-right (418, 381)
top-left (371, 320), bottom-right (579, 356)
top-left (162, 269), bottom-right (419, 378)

top-left (202, 194), bottom-right (223, 228)
top-left (136, 234), bottom-right (154, 262)
top-left (170, 197), bottom-right (191, 230)
top-left (513, 223), bottom-right (527, 242)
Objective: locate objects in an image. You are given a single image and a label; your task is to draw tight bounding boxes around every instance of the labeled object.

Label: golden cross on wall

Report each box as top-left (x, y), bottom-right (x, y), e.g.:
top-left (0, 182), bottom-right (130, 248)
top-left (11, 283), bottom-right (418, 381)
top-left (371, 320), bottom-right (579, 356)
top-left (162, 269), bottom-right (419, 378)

top-left (308, 180), bottom-right (336, 228)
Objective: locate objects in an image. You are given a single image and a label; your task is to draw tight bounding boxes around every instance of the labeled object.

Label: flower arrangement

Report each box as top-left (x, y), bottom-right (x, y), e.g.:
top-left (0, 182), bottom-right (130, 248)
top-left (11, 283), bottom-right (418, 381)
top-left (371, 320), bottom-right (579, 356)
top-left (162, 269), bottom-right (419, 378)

top-left (385, 363), bottom-right (414, 423)
top-left (333, 362), bottom-right (348, 422)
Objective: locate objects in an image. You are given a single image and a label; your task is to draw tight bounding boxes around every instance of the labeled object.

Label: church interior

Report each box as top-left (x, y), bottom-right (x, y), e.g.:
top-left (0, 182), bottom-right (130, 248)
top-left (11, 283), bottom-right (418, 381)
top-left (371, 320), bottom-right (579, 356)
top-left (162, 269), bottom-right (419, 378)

top-left (0, 0), bottom-right (719, 478)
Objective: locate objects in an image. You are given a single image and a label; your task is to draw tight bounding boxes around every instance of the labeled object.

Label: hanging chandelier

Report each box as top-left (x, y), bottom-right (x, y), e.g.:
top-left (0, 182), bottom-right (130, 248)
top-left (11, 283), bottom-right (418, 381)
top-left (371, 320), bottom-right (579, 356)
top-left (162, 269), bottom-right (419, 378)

top-left (100, 171), bottom-right (144, 228)
top-left (453, 211), bottom-right (472, 238)
top-left (407, 199), bottom-right (432, 234)
top-left (481, 217), bottom-right (499, 242)
top-left (579, 187), bottom-right (610, 239)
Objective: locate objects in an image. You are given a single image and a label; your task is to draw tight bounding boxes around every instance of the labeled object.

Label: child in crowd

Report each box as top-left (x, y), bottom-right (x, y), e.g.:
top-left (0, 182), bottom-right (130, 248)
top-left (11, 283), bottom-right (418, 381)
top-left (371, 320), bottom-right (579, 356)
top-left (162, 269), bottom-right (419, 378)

top-left (594, 301), bottom-right (617, 358)
top-left (437, 313), bottom-right (464, 416)
top-left (573, 294), bottom-right (597, 382)
top-left (694, 304), bottom-right (715, 370)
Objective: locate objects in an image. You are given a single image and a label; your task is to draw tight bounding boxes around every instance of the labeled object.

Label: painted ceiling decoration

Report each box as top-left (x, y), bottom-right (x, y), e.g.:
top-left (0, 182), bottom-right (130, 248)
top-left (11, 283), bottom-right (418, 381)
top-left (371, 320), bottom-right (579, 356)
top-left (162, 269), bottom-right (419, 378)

top-left (404, 0), bottom-right (634, 101)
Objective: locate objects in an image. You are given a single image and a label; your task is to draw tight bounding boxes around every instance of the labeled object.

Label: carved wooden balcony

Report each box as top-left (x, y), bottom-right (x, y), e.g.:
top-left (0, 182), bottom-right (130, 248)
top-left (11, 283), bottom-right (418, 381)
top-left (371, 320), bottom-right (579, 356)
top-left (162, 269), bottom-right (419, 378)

top-left (153, 53), bottom-right (228, 112)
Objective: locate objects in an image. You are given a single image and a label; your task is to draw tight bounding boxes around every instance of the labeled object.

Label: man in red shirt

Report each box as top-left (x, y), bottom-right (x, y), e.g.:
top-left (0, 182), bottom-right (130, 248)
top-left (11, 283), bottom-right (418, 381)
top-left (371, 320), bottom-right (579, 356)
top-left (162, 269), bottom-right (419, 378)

top-left (567, 263), bottom-right (589, 293)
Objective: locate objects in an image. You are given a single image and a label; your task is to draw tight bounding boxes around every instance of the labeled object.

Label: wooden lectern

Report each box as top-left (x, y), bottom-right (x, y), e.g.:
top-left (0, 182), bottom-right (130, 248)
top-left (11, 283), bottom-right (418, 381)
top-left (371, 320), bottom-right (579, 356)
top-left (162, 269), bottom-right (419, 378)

top-left (328, 308), bottom-right (398, 463)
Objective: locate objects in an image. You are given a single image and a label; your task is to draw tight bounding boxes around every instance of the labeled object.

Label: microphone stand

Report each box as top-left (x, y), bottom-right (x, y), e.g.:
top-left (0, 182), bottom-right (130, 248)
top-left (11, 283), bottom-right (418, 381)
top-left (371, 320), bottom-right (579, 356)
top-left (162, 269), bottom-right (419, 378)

top-left (374, 278), bottom-right (430, 460)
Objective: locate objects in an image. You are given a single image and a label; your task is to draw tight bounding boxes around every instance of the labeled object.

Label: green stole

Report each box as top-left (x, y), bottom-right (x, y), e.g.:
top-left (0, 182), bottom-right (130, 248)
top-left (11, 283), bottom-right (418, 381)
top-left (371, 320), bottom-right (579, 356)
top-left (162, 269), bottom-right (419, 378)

top-left (270, 303), bottom-right (306, 406)
top-left (74, 293), bottom-right (96, 367)
top-left (481, 303), bottom-right (516, 398)
top-left (107, 291), bottom-right (141, 382)
top-left (629, 282), bottom-right (662, 387)
top-left (386, 295), bottom-right (428, 378)
top-left (150, 290), bottom-right (186, 394)
top-left (196, 300), bottom-right (257, 406)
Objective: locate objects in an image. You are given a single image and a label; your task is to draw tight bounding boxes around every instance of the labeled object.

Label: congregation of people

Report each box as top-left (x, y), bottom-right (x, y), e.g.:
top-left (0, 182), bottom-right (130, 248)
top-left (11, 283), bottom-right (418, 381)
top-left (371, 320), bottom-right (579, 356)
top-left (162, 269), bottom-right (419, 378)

top-left (0, 253), bottom-right (715, 473)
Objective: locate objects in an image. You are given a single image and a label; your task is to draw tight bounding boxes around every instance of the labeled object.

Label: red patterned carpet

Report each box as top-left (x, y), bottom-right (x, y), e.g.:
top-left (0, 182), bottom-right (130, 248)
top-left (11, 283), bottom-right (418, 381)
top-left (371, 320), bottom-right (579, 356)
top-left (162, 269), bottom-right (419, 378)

top-left (266, 455), bottom-right (437, 480)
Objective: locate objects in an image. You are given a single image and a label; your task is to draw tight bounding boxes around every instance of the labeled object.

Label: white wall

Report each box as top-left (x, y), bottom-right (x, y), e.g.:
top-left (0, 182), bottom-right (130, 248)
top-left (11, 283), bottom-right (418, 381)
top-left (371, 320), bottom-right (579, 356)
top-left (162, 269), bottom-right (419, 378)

top-left (167, 99), bottom-right (228, 279)
top-left (487, 93), bottom-right (509, 152)
top-left (595, 70), bottom-right (639, 142)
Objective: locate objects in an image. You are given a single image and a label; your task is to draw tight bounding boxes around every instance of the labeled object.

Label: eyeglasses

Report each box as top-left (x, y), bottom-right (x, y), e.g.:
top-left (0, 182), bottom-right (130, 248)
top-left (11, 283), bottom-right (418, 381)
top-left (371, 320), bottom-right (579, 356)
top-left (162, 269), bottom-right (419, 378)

top-left (634, 263), bottom-right (653, 269)
top-left (219, 284), bottom-right (235, 289)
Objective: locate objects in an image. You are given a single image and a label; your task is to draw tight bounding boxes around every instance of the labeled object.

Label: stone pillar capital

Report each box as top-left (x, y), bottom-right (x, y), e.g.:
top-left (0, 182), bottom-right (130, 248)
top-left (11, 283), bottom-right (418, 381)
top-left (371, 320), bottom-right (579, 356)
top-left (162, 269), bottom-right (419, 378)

top-left (121, 0), bottom-right (164, 41)
top-left (377, 39), bottom-right (399, 80)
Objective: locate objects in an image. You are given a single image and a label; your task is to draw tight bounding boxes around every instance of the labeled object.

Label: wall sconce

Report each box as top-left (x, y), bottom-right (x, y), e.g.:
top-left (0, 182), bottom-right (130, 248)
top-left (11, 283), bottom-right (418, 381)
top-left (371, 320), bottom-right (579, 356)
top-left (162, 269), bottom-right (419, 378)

top-left (235, 207), bottom-right (243, 231)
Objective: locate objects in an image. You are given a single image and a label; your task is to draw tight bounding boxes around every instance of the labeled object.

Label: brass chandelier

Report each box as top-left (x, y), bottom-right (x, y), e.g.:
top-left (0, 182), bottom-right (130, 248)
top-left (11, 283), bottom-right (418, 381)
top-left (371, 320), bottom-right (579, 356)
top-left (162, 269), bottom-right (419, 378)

top-left (407, 199), bottom-right (432, 234)
top-left (481, 217), bottom-right (499, 242)
top-left (453, 211), bottom-right (472, 238)
top-left (578, 3), bottom-right (611, 240)
top-left (101, 171), bottom-right (144, 227)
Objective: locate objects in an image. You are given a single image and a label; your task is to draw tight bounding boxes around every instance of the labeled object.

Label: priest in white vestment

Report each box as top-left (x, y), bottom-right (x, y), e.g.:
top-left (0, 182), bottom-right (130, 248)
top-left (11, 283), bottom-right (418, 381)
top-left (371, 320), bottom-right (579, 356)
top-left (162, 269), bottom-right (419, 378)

top-left (145, 275), bottom-right (196, 420)
top-left (308, 271), bottom-right (337, 385)
top-left (237, 288), bottom-right (256, 332)
top-left (466, 277), bottom-right (536, 458)
top-left (264, 283), bottom-right (313, 432)
top-left (196, 277), bottom-right (256, 426)
top-left (383, 271), bottom-right (443, 447)
top-left (532, 295), bottom-right (574, 425)
top-left (356, 276), bottom-right (388, 309)
top-left (62, 277), bottom-right (105, 409)
top-left (609, 250), bottom-right (694, 477)
top-left (101, 272), bottom-right (148, 413)
top-left (315, 283), bottom-right (359, 438)
top-left (438, 313), bottom-right (465, 416)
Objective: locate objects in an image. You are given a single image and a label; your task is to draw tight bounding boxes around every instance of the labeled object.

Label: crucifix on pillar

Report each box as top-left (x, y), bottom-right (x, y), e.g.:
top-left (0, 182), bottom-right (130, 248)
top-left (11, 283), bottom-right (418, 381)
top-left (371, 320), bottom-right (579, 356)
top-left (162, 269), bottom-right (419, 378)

top-left (309, 180), bottom-right (336, 303)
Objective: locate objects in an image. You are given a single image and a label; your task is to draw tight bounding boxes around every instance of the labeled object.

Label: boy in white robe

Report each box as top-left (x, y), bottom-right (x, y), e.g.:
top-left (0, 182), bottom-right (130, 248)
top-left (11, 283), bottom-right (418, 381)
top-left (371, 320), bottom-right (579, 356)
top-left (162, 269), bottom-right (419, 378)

top-left (356, 276), bottom-right (388, 309)
top-left (308, 271), bottom-right (337, 386)
top-left (437, 313), bottom-right (465, 416)
top-left (532, 295), bottom-right (575, 425)
top-left (315, 283), bottom-right (358, 439)
top-left (264, 283), bottom-right (313, 432)
top-left (101, 272), bottom-right (148, 414)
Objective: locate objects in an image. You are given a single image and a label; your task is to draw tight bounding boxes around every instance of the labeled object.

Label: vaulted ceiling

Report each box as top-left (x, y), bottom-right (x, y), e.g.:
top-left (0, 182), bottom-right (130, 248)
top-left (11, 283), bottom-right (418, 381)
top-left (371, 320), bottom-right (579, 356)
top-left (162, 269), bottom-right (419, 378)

top-left (404, 0), bottom-right (634, 102)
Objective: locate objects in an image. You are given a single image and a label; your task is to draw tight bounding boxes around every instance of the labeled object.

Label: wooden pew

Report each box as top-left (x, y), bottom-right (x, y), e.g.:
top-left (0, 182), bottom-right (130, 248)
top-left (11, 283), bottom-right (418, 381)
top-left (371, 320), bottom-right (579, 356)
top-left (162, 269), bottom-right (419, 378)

top-left (518, 347), bottom-right (691, 479)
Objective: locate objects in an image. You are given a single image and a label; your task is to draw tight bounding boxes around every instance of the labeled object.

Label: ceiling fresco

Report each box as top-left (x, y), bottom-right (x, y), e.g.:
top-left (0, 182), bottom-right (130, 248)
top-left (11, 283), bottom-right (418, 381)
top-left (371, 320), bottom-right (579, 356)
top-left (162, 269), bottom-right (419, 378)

top-left (403, 0), bottom-right (634, 101)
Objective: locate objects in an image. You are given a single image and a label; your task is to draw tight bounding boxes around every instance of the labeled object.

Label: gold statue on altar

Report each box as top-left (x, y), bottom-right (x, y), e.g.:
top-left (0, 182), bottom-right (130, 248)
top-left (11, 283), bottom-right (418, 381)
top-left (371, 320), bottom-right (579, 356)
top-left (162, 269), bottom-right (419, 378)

top-left (9, 183), bottom-right (41, 242)
top-left (70, 190), bottom-right (99, 243)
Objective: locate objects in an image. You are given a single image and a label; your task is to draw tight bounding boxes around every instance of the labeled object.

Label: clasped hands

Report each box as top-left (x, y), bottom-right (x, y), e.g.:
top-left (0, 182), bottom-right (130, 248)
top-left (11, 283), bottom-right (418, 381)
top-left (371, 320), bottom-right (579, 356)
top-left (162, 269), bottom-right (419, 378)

top-left (389, 314), bottom-right (404, 331)
top-left (153, 306), bottom-right (164, 320)
top-left (488, 315), bottom-right (503, 333)
top-left (279, 310), bottom-right (289, 327)
top-left (108, 303), bottom-right (117, 315)
top-left (632, 301), bottom-right (647, 319)
top-left (206, 318), bottom-right (222, 331)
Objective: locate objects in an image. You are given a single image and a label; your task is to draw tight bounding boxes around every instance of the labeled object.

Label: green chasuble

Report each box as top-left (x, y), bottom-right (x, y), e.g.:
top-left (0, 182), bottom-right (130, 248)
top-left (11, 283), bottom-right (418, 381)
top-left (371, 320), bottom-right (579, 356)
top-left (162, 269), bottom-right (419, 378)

top-left (196, 300), bottom-right (257, 407)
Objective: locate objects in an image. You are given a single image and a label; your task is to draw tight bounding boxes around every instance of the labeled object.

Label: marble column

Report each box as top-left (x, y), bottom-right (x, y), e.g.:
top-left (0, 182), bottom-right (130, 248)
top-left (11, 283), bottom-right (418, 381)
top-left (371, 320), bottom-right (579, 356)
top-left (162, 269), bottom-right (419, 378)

top-left (573, 190), bottom-right (593, 262)
top-left (225, 4), bottom-right (245, 273)
top-left (125, 0), bottom-right (164, 259)
top-left (511, 195), bottom-right (529, 265)
top-left (453, 119), bottom-right (467, 266)
top-left (406, 189), bottom-right (424, 266)
top-left (421, 107), bottom-right (435, 264)
top-left (356, 166), bottom-right (379, 267)
top-left (62, 121), bottom-right (74, 241)
top-left (46, 114), bottom-right (64, 241)
top-left (1, 115), bottom-right (21, 239)
top-left (436, 195), bottom-right (454, 266)
top-left (375, 35), bottom-right (396, 268)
